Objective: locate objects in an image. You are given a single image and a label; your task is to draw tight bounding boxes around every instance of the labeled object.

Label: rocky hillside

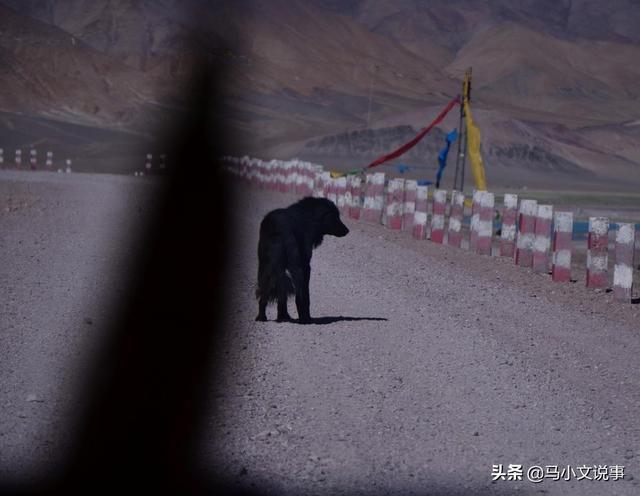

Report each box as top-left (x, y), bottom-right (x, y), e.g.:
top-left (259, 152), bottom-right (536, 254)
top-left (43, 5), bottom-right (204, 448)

top-left (1, 0), bottom-right (639, 189)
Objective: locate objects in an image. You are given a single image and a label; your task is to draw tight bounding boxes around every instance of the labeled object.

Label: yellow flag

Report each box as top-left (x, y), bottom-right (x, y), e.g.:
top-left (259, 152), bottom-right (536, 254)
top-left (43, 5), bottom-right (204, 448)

top-left (462, 70), bottom-right (487, 191)
top-left (463, 100), bottom-right (487, 191)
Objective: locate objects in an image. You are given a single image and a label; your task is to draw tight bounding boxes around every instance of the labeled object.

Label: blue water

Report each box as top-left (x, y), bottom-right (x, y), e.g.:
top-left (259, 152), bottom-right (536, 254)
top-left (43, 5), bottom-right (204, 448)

top-left (465, 217), bottom-right (640, 240)
top-left (567, 221), bottom-right (640, 240)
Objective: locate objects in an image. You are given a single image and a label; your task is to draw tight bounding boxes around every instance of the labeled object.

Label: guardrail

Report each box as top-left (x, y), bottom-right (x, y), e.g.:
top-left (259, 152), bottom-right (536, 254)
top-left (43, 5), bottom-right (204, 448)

top-left (223, 156), bottom-right (639, 304)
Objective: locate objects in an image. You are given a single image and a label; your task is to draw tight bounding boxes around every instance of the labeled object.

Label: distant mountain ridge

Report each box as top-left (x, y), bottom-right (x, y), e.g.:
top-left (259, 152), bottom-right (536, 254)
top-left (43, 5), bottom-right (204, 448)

top-left (1, 0), bottom-right (639, 189)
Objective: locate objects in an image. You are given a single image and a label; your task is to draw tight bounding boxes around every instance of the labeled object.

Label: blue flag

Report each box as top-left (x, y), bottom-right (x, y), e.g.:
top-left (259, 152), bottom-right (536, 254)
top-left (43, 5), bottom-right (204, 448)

top-left (436, 129), bottom-right (458, 188)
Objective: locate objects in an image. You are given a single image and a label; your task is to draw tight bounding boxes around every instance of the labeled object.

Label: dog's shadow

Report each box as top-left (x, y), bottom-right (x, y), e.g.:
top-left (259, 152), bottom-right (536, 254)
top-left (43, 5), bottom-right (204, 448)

top-left (301, 316), bottom-right (388, 325)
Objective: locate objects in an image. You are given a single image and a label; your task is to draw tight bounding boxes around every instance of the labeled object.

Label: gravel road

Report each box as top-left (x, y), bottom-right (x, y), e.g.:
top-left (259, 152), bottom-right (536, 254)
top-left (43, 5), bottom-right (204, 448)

top-left (1, 171), bottom-right (639, 495)
top-left (0, 171), bottom-right (158, 483)
top-left (201, 181), bottom-right (640, 495)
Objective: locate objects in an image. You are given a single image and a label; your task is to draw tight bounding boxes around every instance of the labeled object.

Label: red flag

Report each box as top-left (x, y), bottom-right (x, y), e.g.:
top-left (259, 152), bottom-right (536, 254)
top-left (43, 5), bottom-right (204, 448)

top-left (366, 95), bottom-right (460, 169)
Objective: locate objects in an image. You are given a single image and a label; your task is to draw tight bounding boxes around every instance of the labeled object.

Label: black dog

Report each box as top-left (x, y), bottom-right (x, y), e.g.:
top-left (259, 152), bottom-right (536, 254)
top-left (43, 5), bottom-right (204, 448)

top-left (255, 197), bottom-right (349, 323)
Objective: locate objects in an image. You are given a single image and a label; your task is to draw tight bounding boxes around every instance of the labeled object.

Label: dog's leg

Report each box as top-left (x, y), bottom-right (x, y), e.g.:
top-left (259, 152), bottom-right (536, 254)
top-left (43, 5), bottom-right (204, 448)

top-left (292, 264), bottom-right (311, 324)
top-left (275, 273), bottom-right (292, 322)
top-left (301, 265), bottom-right (312, 322)
top-left (255, 295), bottom-right (268, 321)
top-left (284, 241), bottom-right (312, 324)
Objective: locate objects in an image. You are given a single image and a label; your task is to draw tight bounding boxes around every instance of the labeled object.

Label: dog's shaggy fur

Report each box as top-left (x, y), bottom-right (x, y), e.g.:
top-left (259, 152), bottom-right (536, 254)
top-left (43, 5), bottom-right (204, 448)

top-left (255, 197), bottom-right (349, 323)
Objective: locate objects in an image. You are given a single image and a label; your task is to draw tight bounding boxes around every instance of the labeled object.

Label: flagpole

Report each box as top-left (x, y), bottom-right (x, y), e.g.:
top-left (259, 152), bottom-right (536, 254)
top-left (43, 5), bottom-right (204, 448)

top-left (458, 68), bottom-right (472, 193)
top-left (452, 75), bottom-right (466, 191)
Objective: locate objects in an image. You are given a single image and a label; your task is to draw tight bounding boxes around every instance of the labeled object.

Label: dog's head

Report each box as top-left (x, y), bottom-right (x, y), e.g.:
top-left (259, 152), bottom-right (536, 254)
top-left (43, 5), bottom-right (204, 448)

top-left (298, 197), bottom-right (349, 239)
top-left (319, 199), bottom-right (349, 238)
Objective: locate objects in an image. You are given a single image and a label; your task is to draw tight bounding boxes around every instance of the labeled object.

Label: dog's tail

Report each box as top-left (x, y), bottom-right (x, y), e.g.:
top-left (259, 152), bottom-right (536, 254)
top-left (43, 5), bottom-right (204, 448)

top-left (255, 268), bottom-right (294, 301)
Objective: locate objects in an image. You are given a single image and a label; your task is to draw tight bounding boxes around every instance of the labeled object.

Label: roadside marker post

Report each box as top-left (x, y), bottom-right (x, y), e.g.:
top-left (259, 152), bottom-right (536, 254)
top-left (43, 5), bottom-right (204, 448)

top-left (586, 217), bottom-right (609, 289)
top-left (500, 193), bottom-right (518, 257)
top-left (613, 223), bottom-right (635, 302)
top-left (551, 212), bottom-right (573, 283)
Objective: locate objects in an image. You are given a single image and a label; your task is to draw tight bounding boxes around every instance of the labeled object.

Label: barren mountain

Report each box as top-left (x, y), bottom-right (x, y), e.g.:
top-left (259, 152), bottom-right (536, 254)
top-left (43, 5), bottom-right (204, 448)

top-left (0, 4), bottom-right (174, 130)
top-left (1, 0), bottom-right (639, 189)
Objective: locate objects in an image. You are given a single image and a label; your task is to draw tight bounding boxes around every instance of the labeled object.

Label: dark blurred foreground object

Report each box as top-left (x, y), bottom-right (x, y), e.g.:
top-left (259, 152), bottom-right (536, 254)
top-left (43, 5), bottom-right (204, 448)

top-left (0, 64), bottom-right (255, 495)
top-left (58, 67), bottom-right (229, 494)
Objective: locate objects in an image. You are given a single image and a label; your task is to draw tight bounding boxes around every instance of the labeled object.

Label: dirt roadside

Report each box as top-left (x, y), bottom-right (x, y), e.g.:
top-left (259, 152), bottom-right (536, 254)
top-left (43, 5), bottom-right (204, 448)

top-left (201, 181), bottom-right (640, 495)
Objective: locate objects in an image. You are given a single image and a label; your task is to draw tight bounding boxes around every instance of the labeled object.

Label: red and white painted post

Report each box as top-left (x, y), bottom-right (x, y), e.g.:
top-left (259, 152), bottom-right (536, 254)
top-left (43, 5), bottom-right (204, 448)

top-left (412, 185), bottom-right (429, 240)
top-left (291, 160), bottom-right (302, 192)
top-left (271, 159), bottom-right (280, 189)
top-left (311, 166), bottom-right (323, 197)
top-left (344, 176), bottom-right (353, 214)
top-left (426, 188), bottom-right (434, 238)
top-left (263, 161), bottom-right (270, 189)
top-left (260, 160), bottom-right (268, 188)
top-left (303, 163), bottom-right (315, 196)
top-left (0, 148), bottom-right (4, 168)
top-left (469, 190), bottom-right (481, 252)
top-left (244, 157), bottom-right (251, 182)
top-left (349, 175), bottom-right (363, 220)
top-left (255, 160), bottom-right (264, 187)
top-left (385, 178), bottom-right (404, 230)
top-left (269, 161), bottom-right (276, 190)
top-left (30, 149), bottom-right (37, 170)
top-left (290, 161), bottom-right (300, 193)
top-left (447, 191), bottom-right (465, 248)
top-left (297, 162), bottom-right (305, 194)
top-left (288, 161), bottom-right (297, 192)
top-left (363, 172), bottom-right (385, 224)
top-left (261, 160), bottom-right (270, 189)
top-left (336, 176), bottom-right (348, 214)
top-left (243, 158), bottom-right (250, 183)
top-left (270, 160), bottom-right (279, 191)
top-left (613, 223), bottom-right (635, 302)
top-left (265, 161), bottom-right (273, 189)
top-left (15, 149), bottom-right (22, 168)
top-left (476, 191), bottom-right (494, 256)
top-left (277, 160), bottom-right (287, 192)
top-left (286, 161), bottom-right (296, 192)
top-left (325, 177), bottom-right (338, 204)
top-left (243, 158), bottom-right (252, 183)
top-left (402, 180), bottom-right (417, 231)
top-left (258, 159), bottom-right (266, 186)
top-left (294, 161), bottom-right (305, 195)
top-left (586, 217), bottom-right (609, 289)
top-left (312, 171), bottom-right (322, 197)
top-left (430, 189), bottom-right (447, 244)
top-left (315, 171), bottom-right (330, 198)
top-left (515, 199), bottom-right (538, 267)
top-left (362, 174), bottom-right (374, 221)
top-left (46, 151), bottom-right (53, 169)
top-left (382, 181), bottom-right (390, 226)
top-left (248, 160), bottom-right (254, 183)
top-left (533, 204), bottom-right (553, 273)
top-left (322, 174), bottom-right (330, 197)
top-left (551, 211), bottom-right (573, 283)
top-left (273, 160), bottom-right (281, 190)
top-left (231, 160), bottom-right (242, 178)
top-left (500, 193), bottom-right (518, 257)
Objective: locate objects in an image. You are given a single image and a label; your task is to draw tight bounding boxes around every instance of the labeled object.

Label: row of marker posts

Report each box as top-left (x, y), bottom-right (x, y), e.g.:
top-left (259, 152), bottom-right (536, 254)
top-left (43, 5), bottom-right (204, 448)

top-left (135, 153), bottom-right (167, 176)
top-left (225, 157), bottom-right (638, 304)
top-left (0, 148), bottom-right (168, 176)
top-left (0, 148), bottom-right (73, 173)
